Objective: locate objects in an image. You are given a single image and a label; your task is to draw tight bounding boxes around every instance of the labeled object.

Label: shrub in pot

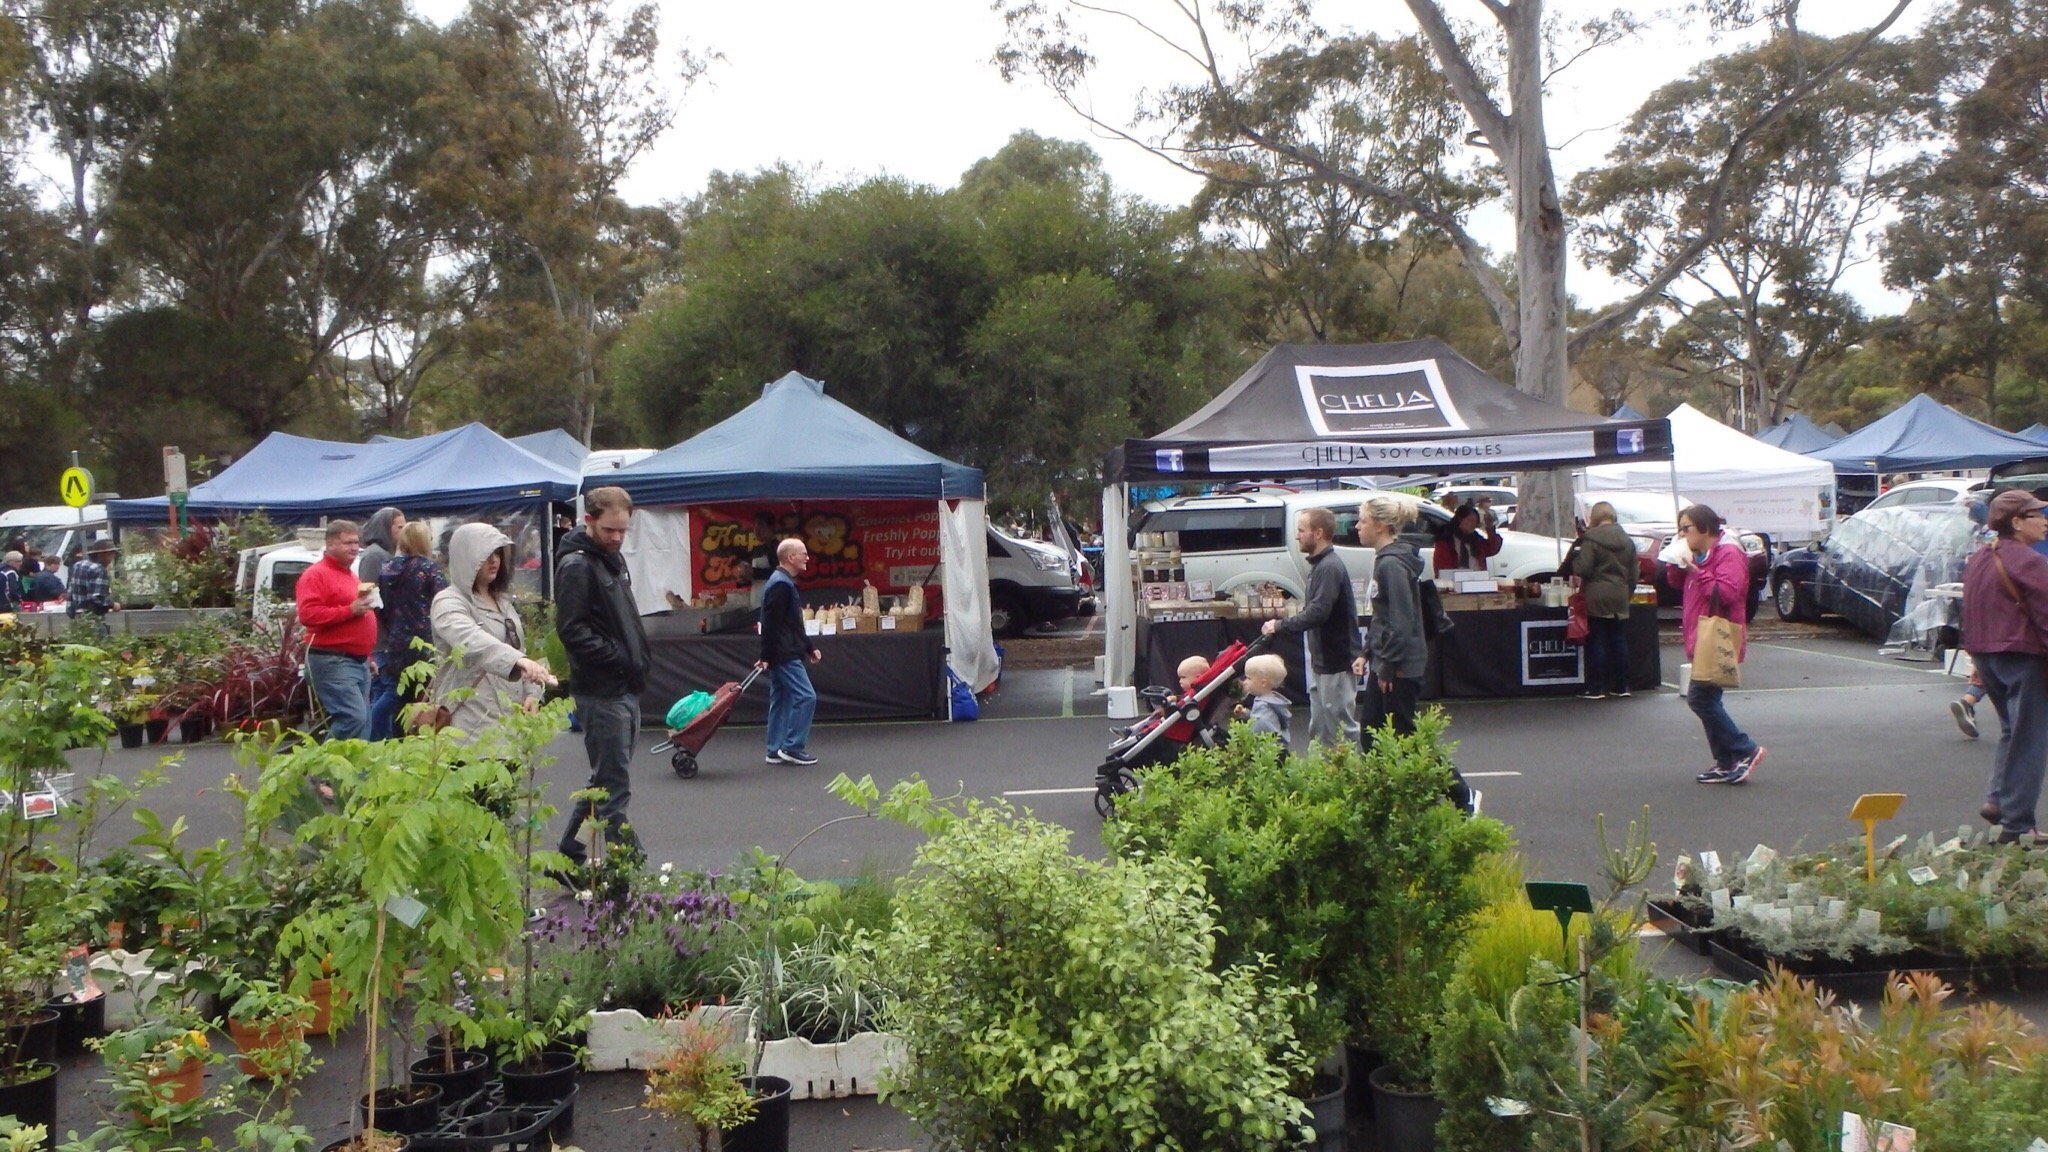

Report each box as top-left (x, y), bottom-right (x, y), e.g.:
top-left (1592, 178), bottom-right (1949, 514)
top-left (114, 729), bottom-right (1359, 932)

top-left (864, 798), bottom-right (1309, 1150)
top-left (222, 977), bottom-right (315, 1080)
top-left (92, 1013), bottom-right (222, 1132)
top-left (644, 1014), bottom-right (761, 1150)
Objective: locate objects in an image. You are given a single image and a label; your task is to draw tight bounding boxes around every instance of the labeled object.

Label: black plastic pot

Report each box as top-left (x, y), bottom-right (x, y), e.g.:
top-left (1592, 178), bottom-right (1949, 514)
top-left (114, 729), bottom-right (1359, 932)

top-left (117, 723), bottom-right (145, 749)
top-left (1369, 1064), bottom-right (1443, 1152)
top-left (144, 718), bottom-right (170, 744)
top-left (721, 1075), bottom-right (792, 1152)
top-left (1344, 1043), bottom-right (1383, 1124)
top-left (177, 715), bottom-right (211, 744)
top-left (0, 1062), bottom-right (58, 1149)
top-left (45, 992), bottom-right (106, 1059)
top-left (497, 1049), bottom-right (579, 1104)
top-left (409, 1048), bottom-right (490, 1104)
top-left (1294, 1071), bottom-right (1346, 1151)
top-left (357, 1082), bottom-right (444, 1136)
top-left (3, 1009), bottom-right (60, 1068)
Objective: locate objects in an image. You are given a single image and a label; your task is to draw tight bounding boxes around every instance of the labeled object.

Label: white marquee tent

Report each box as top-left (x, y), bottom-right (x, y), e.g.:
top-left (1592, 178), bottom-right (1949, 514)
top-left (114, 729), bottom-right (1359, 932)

top-left (1582, 403), bottom-right (1836, 539)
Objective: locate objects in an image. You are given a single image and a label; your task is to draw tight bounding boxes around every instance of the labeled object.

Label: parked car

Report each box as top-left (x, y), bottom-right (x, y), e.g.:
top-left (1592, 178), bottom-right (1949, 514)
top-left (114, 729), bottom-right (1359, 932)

top-left (1769, 499), bottom-right (1977, 638)
top-left (1135, 488), bottom-right (1572, 603)
top-left (1860, 476), bottom-right (1984, 513)
top-left (986, 525), bottom-right (1085, 636)
top-left (1429, 483), bottom-right (1517, 526)
top-left (0, 504), bottom-right (109, 582)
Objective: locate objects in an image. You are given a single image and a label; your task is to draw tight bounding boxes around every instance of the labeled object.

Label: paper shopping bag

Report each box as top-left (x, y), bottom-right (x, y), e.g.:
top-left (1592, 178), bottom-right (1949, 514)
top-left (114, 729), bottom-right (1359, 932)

top-left (1693, 614), bottom-right (1743, 688)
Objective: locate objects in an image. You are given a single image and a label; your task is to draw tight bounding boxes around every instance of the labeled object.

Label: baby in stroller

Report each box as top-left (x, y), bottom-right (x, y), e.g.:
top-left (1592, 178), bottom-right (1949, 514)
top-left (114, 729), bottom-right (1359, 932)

top-left (1092, 637), bottom-right (1267, 817)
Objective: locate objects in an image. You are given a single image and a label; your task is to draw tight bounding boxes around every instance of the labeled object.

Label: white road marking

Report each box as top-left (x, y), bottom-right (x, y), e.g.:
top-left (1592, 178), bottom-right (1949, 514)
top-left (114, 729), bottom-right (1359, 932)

top-left (1461, 771), bottom-right (1523, 778)
top-left (1002, 787), bottom-right (1100, 796)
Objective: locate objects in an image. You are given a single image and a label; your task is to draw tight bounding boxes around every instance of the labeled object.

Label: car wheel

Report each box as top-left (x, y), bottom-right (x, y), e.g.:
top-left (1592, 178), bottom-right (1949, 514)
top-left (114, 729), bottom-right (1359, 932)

top-left (1773, 575), bottom-right (1816, 622)
top-left (990, 590), bottom-right (1029, 638)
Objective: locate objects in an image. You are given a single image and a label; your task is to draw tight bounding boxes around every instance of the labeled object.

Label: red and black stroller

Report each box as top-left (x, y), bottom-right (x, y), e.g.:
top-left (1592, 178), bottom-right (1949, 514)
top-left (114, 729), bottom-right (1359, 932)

top-left (1093, 634), bottom-right (1271, 817)
top-left (650, 665), bottom-right (763, 779)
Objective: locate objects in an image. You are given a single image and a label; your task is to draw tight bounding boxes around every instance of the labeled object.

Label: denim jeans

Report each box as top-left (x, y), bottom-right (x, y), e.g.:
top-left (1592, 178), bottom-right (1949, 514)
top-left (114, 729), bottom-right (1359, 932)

top-left (307, 652), bottom-right (370, 741)
top-left (1586, 615), bottom-right (1630, 694)
top-left (367, 668), bottom-right (401, 741)
top-left (1687, 681), bottom-right (1757, 769)
top-left (557, 694), bottom-right (643, 865)
top-left (1976, 650), bottom-right (2047, 835)
top-left (765, 659), bottom-right (818, 755)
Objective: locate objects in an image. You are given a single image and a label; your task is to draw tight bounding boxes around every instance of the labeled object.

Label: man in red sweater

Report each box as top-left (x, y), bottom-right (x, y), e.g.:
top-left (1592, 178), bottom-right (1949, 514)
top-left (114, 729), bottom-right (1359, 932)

top-left (296, 519), bottom-right (378, 740)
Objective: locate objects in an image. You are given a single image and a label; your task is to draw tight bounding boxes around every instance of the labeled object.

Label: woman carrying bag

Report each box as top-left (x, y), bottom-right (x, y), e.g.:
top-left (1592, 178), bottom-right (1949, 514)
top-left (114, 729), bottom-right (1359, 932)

top-left (1568, 501), bottom-right (1639, 699)
top-left (427, 522), bottom-right (557, 737)
top-left (1960, 488), bottom-right (2048, 846)
top-left (1675, 504), bottom-right (1765, 785)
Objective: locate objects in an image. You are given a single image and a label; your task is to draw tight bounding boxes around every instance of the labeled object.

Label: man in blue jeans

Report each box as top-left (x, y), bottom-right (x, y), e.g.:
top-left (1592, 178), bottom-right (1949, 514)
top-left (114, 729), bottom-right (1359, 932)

top-left (554, 487), bottom-right (652, 866)
top-left (756, 538), bottom-right (822, 765)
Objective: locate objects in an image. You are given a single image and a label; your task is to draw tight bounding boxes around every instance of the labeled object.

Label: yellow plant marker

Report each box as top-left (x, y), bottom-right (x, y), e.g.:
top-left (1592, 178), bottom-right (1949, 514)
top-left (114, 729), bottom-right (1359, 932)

top-left (1849, 793), bottom-right (1905, 879)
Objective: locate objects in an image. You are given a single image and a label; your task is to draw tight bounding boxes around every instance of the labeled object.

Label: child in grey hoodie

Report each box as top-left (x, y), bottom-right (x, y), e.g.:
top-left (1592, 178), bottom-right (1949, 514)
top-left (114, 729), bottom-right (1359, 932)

top-left (1237, 652), bottom-right (1292, 748)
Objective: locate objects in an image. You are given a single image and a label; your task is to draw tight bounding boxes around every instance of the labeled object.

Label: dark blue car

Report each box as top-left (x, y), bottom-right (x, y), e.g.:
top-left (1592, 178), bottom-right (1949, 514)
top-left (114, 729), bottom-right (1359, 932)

top-left (1769, 503), bottom-right (1976, 640)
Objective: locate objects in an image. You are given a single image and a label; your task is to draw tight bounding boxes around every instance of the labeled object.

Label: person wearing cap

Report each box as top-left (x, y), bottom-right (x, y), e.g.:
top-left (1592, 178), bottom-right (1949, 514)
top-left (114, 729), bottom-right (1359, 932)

top-left (66, 535), bottom-right (120, 619)
top-left (1961, 488), bottom-right (2048, 847)
top-left (0, 551), bottom-right (22, 613)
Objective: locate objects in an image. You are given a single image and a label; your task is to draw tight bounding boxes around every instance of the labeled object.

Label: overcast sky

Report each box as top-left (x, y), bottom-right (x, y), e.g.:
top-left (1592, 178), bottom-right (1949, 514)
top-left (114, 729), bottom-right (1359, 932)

top-left (427, 1), bottom-right (1934, 311)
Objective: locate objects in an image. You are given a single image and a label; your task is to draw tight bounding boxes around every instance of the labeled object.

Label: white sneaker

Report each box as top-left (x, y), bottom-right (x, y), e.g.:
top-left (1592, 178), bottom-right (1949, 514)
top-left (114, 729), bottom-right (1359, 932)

top-left (1951, 699), bottom-right (1979, 739)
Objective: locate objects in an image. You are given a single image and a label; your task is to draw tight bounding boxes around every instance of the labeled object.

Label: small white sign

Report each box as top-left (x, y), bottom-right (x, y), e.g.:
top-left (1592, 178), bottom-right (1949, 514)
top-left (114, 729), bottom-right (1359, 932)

top-left (1699, 850), bottom-right (1722, 876)
top-left (1908, 866), bottom-right (1939, 886)
top-left (1825, 899), bottom-right (1848, 921)
top-left (1857, 908), bottom-right (1883, 932)
top-left (1710, 888), bottom-right (1733, 912)
top-left (880, 616), bottom-right (897, 630)
top-left (385, 893), bottom-right (427, 929)
top-left (1986, 902), bottom-right (2009, 930)
top-left (21, 791), bottom-right (56, 820)
top-left (1926, 905), bottom-right (1952, 932)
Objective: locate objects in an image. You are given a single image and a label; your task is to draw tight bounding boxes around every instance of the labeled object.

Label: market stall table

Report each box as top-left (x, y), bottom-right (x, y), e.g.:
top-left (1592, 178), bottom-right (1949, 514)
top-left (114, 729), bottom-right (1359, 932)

top-left (638, 614), bottom-right (948, 725)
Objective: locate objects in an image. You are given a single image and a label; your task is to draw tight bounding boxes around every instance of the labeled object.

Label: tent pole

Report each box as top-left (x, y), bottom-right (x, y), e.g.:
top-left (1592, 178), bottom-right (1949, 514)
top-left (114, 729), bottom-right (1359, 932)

top-left (1669, 457), bottom-right (1683, 524)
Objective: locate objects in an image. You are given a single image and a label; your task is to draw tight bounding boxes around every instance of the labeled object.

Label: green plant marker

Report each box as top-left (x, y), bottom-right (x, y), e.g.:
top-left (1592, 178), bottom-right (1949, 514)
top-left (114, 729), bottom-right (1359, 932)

top-left (1849, 793), bottom-right (1904, 880)
top-left (1524, 881), bottom-right (1593, 955)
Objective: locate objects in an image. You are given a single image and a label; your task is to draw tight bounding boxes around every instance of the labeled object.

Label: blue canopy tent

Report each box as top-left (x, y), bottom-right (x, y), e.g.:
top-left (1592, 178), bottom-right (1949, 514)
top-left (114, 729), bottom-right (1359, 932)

top-left (1810, 394), bottom-right (2048, 472)
top-left (107, 424), bottom-right (580, 595)
top-left (1610, 403), bottom-right (1647, 421)
top-left (605, 371), bottom-right (1000, 701)
top-left (1754, 413), bottom-right (1843, 454)
top-left (509, 429), bottom-right (589, 473)
top-left (2020, 423), bottom-right (2048, 446)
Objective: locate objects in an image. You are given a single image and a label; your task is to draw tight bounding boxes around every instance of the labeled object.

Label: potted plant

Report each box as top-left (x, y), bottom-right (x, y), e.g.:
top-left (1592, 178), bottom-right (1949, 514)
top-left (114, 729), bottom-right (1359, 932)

top-left (92, 1013), bottom-right (222, 1130)
top-left (0, 648), bottom-right (120, 1148)
top-left (222, 977), bottom-right (314, 1080)
top-left (862, 791), bottom-right (1309, 1150)
top-left (643, 1014), bottom-right (783, 1151)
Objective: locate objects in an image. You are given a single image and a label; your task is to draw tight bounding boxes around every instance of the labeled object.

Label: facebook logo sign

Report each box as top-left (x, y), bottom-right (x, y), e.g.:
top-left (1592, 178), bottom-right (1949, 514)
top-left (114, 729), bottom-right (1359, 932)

top-left (1155, 449), bottom-right (1186, 473)
top-left (1616, 428), bottom-right (1645, 455)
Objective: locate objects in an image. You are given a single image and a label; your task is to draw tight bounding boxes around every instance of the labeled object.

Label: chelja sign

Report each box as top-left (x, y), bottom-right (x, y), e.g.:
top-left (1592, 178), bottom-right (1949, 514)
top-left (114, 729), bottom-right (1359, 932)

top-left (1296, 361), bottom-right (1467, 436)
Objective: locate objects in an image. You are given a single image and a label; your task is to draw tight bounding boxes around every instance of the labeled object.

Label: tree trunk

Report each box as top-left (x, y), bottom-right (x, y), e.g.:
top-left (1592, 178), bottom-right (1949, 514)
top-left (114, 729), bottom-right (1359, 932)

top-left (1503, 0), bottom-right (1573, 542)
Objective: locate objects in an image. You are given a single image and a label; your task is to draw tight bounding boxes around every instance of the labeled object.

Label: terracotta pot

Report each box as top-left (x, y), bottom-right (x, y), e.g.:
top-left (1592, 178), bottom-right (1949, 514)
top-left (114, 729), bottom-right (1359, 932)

top-left (228, 1017), bottom-right (305, 1078)
top-left (303, 978), bottom-right (336, 1034)
top-left (134, 1057), bottom-right (205, 1120)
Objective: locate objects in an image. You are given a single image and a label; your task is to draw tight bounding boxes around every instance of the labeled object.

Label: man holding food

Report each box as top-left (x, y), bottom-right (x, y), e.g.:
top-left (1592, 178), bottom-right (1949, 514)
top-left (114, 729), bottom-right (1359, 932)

top-left (295, 519), bottom-right (378, 740)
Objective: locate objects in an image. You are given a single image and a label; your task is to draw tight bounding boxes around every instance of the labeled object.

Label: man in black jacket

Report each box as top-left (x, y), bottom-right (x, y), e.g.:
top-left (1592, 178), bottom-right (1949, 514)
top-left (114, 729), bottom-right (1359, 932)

top-left (1262, 506), bottom-right (1361, 747)
top-left (555, 486), bottom-right (652, 866)
top-left (754, 538), bottom-right (823, 765)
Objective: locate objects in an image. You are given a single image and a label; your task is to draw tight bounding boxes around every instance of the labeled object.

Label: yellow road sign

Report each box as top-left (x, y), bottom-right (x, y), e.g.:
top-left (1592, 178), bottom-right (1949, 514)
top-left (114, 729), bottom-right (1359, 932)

top-left (59, 466), bottom-right (94, 509)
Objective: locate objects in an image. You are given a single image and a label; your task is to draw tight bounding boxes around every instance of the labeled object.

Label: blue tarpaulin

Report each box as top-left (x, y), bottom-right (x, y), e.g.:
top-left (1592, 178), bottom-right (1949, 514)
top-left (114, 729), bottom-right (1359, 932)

top-left (106, 423), bottom-right (581, 525)
top-left (1810, 394), bottom-right (2046, 473)
top-left (509, 429), bottom-right (589, 473)
top-left (604, 372), bottom-right (985, 503)
top-left (2020, 423), bottom-right (2048, 446)
top-left (1754, 413), bottom-right (1843, 454)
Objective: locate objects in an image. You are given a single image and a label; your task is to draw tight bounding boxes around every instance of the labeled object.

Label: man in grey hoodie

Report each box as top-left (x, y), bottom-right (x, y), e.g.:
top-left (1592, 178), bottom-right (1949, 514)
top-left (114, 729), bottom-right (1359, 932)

top-left (357, 507), bottom-right (406, 581)
top-left (1262, 506), bottom-right (1361, 747)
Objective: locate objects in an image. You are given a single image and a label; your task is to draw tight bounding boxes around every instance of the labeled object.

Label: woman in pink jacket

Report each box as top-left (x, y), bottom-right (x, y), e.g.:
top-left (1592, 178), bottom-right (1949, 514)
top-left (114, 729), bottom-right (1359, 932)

top-left (1676, 504), bottom-right (1765, 785)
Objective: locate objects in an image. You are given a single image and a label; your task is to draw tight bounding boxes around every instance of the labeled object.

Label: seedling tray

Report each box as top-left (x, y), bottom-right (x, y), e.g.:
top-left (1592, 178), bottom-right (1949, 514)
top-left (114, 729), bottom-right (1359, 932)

top-left (407, 1081), bottom-right (576, 1151)
top-left (1707, 933), bottom-right (2021, 999)
top-left (1644, 897), bottom-right (1716, 957)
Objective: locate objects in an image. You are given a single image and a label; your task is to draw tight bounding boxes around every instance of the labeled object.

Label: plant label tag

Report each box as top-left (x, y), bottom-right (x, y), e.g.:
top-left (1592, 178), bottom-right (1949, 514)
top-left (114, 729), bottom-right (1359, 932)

top-left (2024, 1138), bottom-right (2046, 1152)
top-left (1710, 888), bottom-right (1732, 912)
top-left (1926, 905), bottom-right (1953, 932)
top-left (1792, 904), bottom-right (1817, 922)
top-left (1841, 1111), bottom-right (1870, 1152)
top-left (1825, 899), bottom-right (1848, 921)
top-left (1883, 834), bottom-right (1908, 856)
top-left (1857, 908), bottom-right (1883, 933)
top-left (1767, 905), bottom-right (1793, 925)
top-left (1986, 902), bottom-right (2009, 929)
top-left (1785, 881), bottom-right (1807, 901)
top-left (1486, 1097), bottom-right (1532, 1117)
top-left (1877, 1122), bottom-right (1916, 1149)
top-left (21, 790), bottom-right (57, 820)
top-left (1935, 837), bottom-right (1962, 856)
top-left (63, 945), bottom-right (99, 1001)
top-left (1908, 866), bottom-right (1939, 886)
top-left (1958, 823), bottom-right (1974, 842)
top-left (384, 893), bottom-right (427, 929)
top-left (1730, 893), bottom-right (1753, 911)
top-left (1743, 844), bottom-right (1777, 875)
top-left (1699, 850), bottom-right (1722, 876)
top-left (1955, 868), bottom-right (1970, 892)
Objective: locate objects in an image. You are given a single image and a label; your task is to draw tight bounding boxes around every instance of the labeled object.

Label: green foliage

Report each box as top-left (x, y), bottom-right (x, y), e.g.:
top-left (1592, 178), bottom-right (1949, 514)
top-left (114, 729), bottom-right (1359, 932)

top-left (865, 800), bottom-right (1308, 1152)
top-left (644, 1015), bottom-right (755, 1150)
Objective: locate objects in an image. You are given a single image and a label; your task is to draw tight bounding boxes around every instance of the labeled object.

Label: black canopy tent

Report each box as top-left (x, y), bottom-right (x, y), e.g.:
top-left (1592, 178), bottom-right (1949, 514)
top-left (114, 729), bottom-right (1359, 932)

top-left (1100, 339), bottom-right (1674, 686)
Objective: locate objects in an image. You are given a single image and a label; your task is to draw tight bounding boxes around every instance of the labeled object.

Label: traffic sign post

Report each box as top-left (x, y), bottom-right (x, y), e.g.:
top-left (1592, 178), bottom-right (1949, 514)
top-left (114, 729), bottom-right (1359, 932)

top-left (59, 466), bottom-right (93, 509)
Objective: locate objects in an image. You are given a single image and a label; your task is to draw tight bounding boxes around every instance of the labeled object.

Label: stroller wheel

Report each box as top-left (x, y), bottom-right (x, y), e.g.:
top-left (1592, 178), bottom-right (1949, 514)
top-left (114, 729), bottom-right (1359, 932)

top-left (671, 749), bottom-right (699, 779)
top-left (1093, 766), bottom-right (1137, 819)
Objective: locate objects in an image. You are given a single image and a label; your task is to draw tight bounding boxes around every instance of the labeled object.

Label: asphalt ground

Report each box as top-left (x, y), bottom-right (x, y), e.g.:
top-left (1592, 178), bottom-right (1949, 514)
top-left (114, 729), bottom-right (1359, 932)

top-left (49, 618), bottom-right (2047, 1149)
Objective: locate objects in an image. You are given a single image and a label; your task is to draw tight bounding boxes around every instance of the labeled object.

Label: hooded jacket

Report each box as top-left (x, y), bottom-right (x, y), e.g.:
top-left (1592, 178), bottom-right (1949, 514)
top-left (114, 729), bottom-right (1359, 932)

top-left (430, 523), bottom-right (542, 736)
top-left (357, 507), bottom-right (403, 582)
top-left (1275, 545), bottom-right (1362, 675)
top-left (1368, 539), bottom-right (1429, 681)
top-left (1570, 522), bottom-right (1638, 619)
top-left (554, 528), bottom-right (649, 697)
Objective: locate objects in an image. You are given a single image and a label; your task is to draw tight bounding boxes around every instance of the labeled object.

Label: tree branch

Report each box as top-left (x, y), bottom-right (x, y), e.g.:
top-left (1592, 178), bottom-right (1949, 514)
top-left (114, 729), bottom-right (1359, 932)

top-left (1568, 0), bottom-right (1914, 357)
top-left (1403, 0), bottom-right (1509, 151)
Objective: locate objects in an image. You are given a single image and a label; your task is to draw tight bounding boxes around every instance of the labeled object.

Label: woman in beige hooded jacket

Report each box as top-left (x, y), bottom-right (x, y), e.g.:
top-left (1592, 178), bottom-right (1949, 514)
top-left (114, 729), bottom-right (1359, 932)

top-left (430, 522), bottom-right (556, 736)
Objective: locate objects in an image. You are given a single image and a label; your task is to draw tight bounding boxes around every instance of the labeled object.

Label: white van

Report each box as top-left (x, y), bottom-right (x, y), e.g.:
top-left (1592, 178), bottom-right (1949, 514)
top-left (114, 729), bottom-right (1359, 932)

top-left (986, 525), bottom-right (1085, 636)
top-left (1136, 489), bottom-right (1570, 603)
top-left (0, 505), bottom-right (108, 579)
